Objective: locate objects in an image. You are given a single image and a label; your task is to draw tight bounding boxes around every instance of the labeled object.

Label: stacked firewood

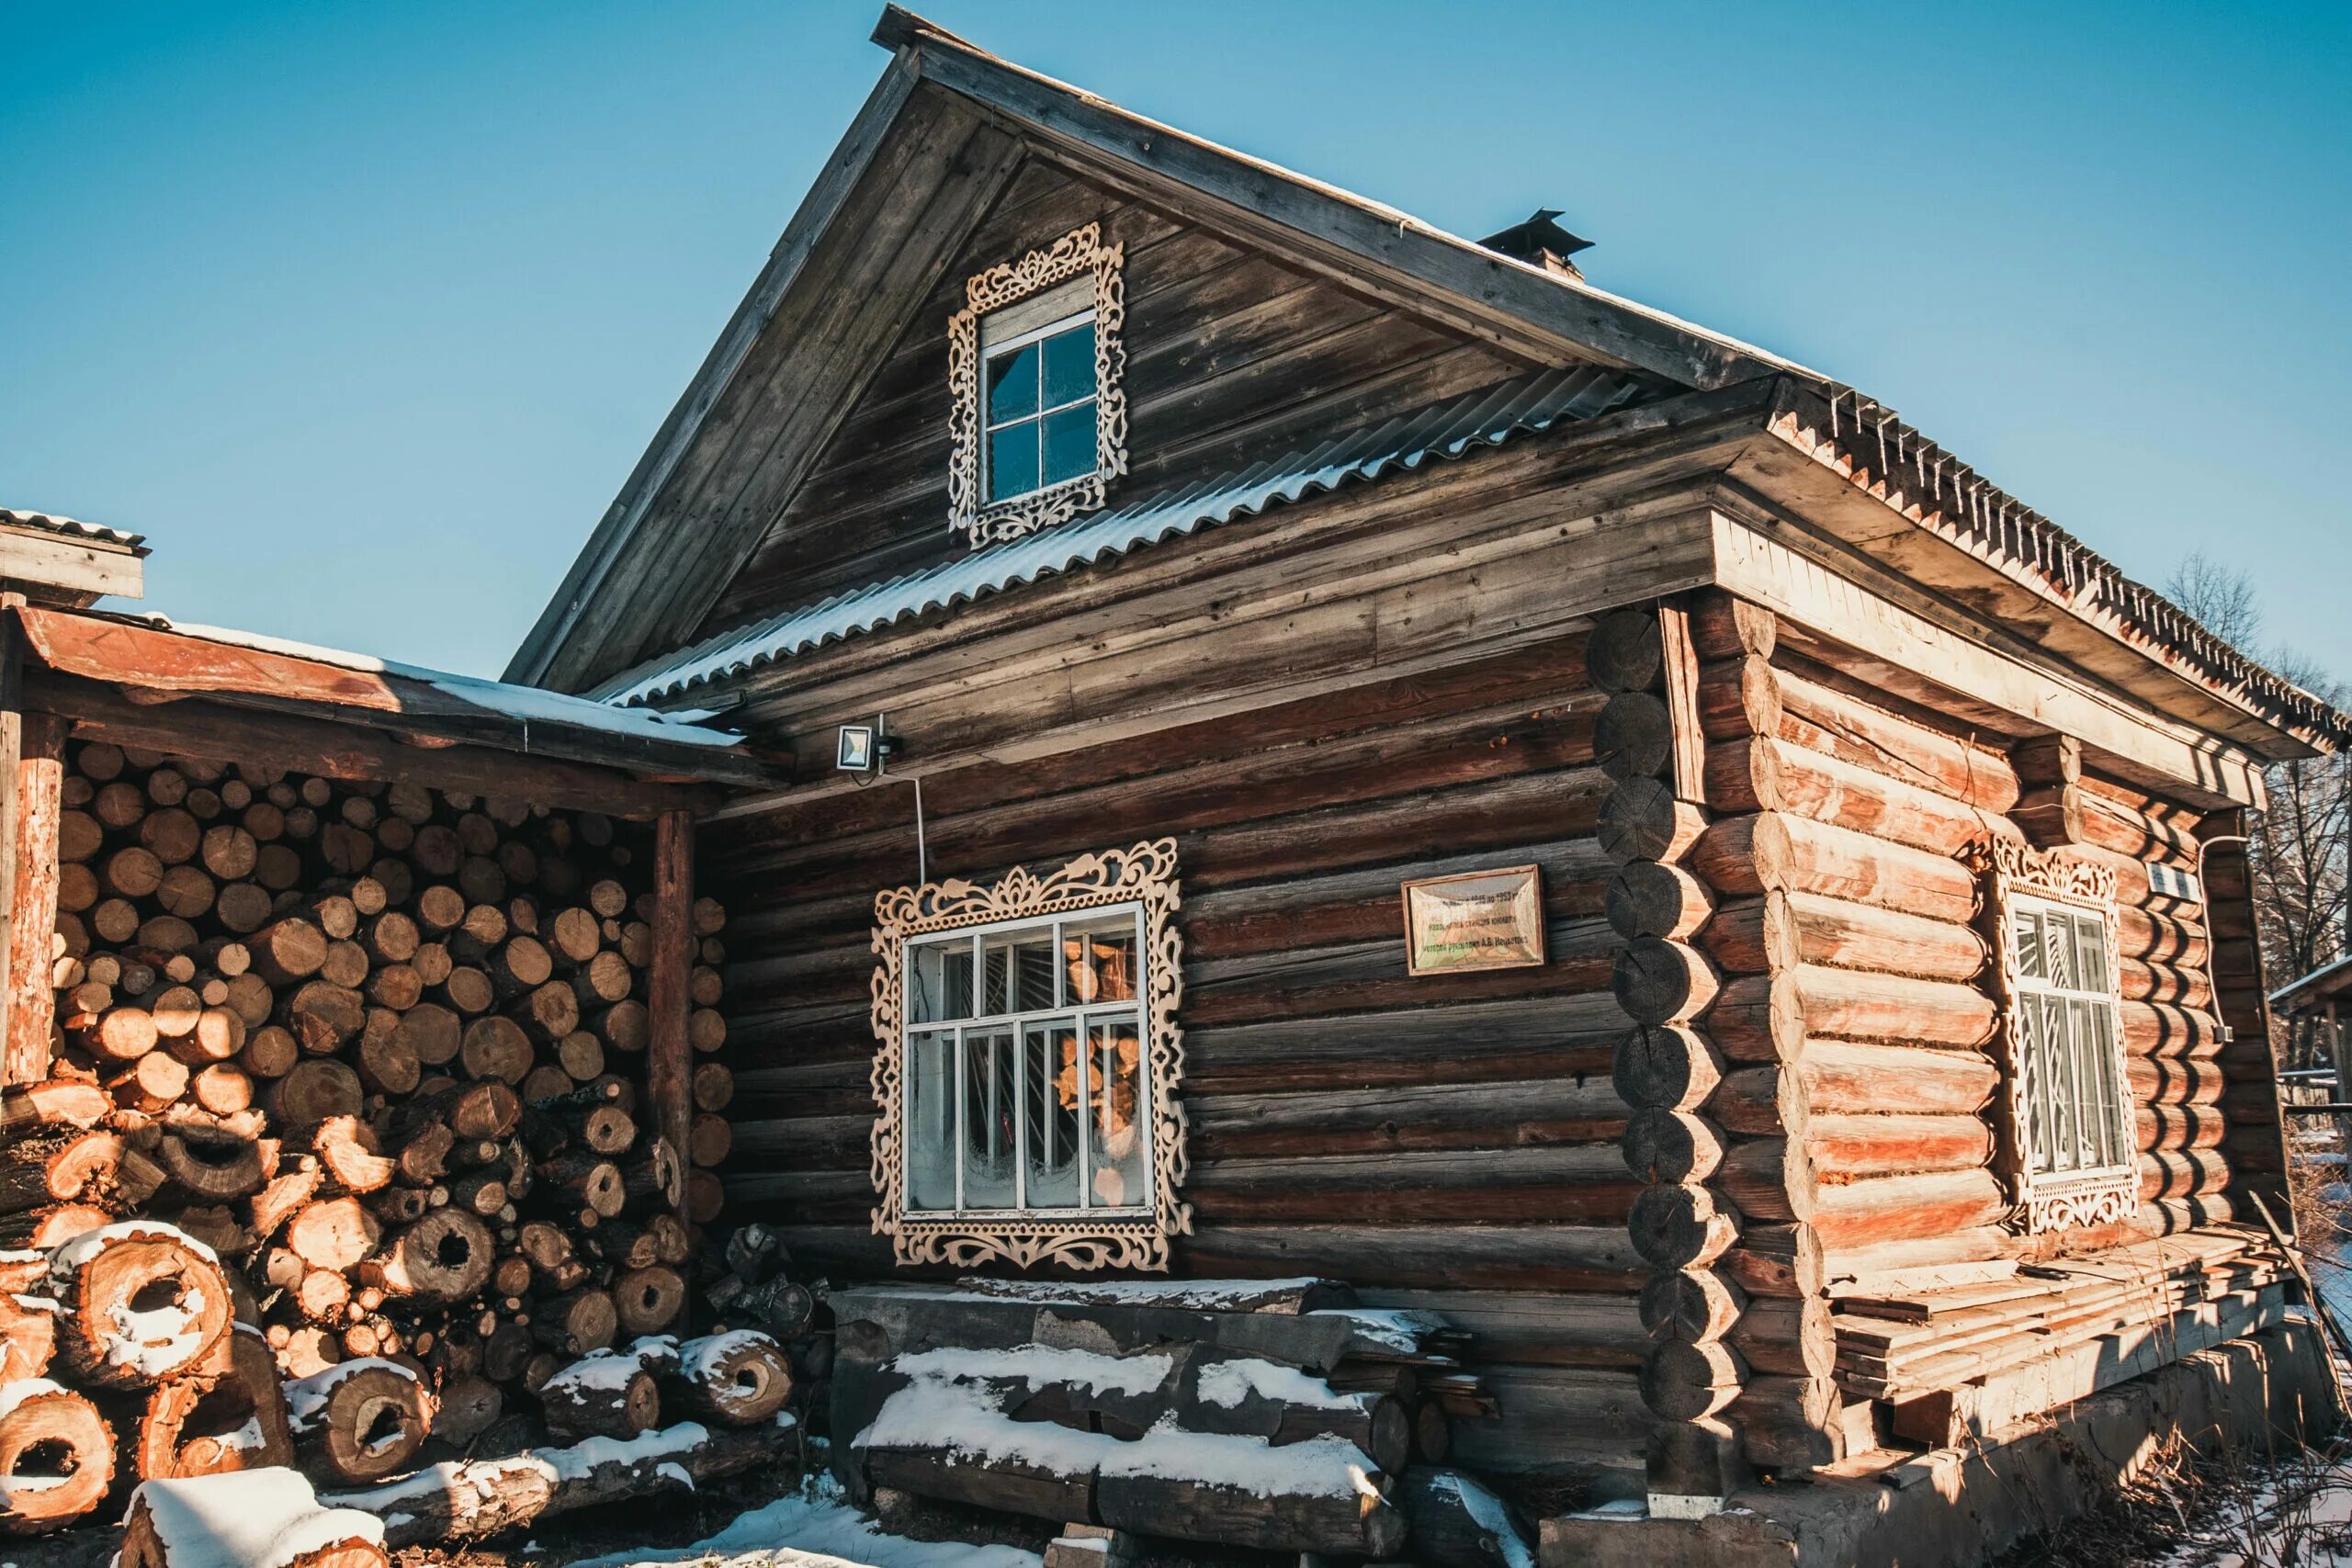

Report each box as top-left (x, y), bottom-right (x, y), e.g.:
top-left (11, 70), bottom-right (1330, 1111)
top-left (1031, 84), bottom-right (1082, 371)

top-left (0, 1220), bottom-right (299, 1534)
top-left (1, 742), bottom-right (732, 1461)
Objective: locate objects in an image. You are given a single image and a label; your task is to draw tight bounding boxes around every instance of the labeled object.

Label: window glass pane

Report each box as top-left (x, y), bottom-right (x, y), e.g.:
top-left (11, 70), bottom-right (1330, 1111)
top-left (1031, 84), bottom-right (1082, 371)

top-left (909, 940), bottom-right (975, 1025)
top-left (2074, 914), bottom-right (2109, 993)
top-left (2041, 915), bottom-right (2075, 990)
top-left (2011, 908), bottom-right (2044, 981)
top-left (987, 342), bottom-right (1041, 424)
top-left (906, 1032), bottom-right (958, 1210)
top-left (1025, 1021), bottom-right (1081, 1209)
top-left (1041, 403), bottom-right (1096, 488)
top-left (1063, 913), bottom-right (1137, 1004)
top-left (1086, 1017), bottom-right (1148, 1210)
top-left (1041, 321), bottom-right (1096, 408)
top-left (989, 423), bottom-right (1039, 502)
top-left (962, 1028), bottom-right (1018, 1209)
top-left (983, 927), bottom-right (1057, 1013)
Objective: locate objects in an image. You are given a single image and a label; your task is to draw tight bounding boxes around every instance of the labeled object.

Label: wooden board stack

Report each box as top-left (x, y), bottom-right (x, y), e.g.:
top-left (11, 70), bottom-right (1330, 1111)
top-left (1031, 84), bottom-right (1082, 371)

top-left (1831, 1227), bottom-right (2290, 1447)
top-left (1, 741), bottom-right (733, 1476)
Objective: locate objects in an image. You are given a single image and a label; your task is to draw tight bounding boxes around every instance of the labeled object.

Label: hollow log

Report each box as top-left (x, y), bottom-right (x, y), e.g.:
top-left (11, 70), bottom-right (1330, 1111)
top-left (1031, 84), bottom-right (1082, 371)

top-left (133, 1325), bottom-right (297, 1479)
top-left (662, 1332), bottom-right (794, 1426)
top-left (50, 1224), bottom-right (234, 1389)
top-left (0, 1382), bottom-right (117, 1535)
top-left (119, 1471), bottom-right (389, 1568)
top-left (288, 1360), bottom-right (435, 1485)
top-left (357, 1208), bottom-right (493, 1304)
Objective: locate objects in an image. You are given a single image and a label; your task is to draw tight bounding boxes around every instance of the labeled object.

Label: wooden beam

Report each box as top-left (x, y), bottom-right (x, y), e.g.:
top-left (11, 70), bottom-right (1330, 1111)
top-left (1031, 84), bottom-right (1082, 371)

top-left (5, 713), bottom-right (62, 1087)
top-left (1657, 600), bottom-right (1707, 807)
top-left (0, 528), bottom-right (143, 604)
top-left (1708, 512), bottom-right (2267, 809)
top-left (26, 674), bottom-right (725, 821)
top-left (0, 604), bottom-right (19, 1083)
top-left (647, 810), bottom-right (696, 1223)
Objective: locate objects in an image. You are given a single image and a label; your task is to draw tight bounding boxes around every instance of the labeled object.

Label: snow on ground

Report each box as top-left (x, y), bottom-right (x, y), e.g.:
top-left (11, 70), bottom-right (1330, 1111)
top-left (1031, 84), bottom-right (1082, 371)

top-left (571, 1472), bottom-right (1038, 1568)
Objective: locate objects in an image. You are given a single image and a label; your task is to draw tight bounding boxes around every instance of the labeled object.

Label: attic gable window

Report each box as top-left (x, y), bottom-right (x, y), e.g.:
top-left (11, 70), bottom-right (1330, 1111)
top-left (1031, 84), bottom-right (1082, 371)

top-left (949, 222), bottom-right (1128, 548)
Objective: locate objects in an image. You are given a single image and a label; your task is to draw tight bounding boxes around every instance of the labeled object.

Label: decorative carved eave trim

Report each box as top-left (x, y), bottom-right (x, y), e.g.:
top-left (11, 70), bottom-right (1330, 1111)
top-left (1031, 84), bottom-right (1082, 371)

top-left (947, 222), bottom-right (1129, 549)
top-left (868, 839), bottom-right (1190, 1270)
top-left (1965, 838), bottom-right (2138, 1235)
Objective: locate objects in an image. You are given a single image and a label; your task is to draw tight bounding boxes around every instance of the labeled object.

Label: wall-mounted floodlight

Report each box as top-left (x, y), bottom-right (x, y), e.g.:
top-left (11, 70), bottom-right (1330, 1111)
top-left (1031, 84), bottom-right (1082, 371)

top-left (837, 716), bottom-right (923, 882)
top-left (837, 724), bottom-right (878, 773)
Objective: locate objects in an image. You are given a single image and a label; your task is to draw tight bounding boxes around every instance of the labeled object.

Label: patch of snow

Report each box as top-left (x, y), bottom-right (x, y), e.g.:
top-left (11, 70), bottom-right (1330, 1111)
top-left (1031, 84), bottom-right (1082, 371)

top-left (1193, 1359), bottom-right (1354, 1411)
top-left (152, 620), bottom-right (744, 749)
top-left (654, 1461), bottom-right (694, 1491)
top-left (49, 1221), bottom-right (218, 1278)
top-left (942, 1277), bottom-right (1328, 1312)
top-left (127, 1470), bottom-right (385, 1568)
top-left (103, 1285), bottom-right (208, 1378)
top-left (0, 1474), bottom-right (69, 1498)
top-left (216, 1416), bottom-right (267, 1453)
top-left (1572, 1497), bottom-right (1648, 1520)
top-left (545, 1422), bottom-right (712, 1483)
top-left (893, 1344), bottom-right (1172, 1400)
top-left (682, 1330), bottom-right (782, 1383)
top-left (1302, 1306), bottom-right (1450, 1354)
top-left (0, 1380), bottom-right (68, 1423)
top-left (858, 1378), bottom-right (1375, 1501)
top-left (1427, 1471), bottom-right (1534, 1568)
top-left (9, 1295), bottom-right (61, 1315)
top-left (566, 1470), bottom-right (1040, 1568)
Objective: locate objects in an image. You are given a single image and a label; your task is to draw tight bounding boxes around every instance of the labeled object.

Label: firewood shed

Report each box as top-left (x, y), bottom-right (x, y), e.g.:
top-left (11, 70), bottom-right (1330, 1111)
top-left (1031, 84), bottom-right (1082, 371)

top-left (0, 506), bottom-right (795, 1540)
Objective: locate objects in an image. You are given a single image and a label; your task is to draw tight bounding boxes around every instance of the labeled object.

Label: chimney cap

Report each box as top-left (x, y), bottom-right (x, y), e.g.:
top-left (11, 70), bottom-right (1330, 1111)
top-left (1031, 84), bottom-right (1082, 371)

top-left (1477, 209), bottom-right (1594, 277)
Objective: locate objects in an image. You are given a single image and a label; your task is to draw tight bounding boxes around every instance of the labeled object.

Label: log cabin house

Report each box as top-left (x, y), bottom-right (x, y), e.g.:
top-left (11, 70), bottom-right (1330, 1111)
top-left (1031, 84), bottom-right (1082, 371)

top-left (3, 5), bottom-right (2343, 1563)
top-left (498, 9), bottom-right (2352, 1556)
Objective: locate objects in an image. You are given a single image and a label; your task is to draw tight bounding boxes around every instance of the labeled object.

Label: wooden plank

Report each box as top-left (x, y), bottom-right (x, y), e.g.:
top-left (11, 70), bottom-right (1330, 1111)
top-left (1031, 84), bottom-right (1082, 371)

top-left (1657, 599), bottom-right (1707, 804)
top-left (4, 712), bottom-right (62, 1086)
top-left (0, 529), bottom-right (144, 602)
top-left (28, 674), bottom-right (721, 821)
top-left (647, 809), bottom-right (695, 1223)
top-left (0, 604), bottom-right (19, 1082)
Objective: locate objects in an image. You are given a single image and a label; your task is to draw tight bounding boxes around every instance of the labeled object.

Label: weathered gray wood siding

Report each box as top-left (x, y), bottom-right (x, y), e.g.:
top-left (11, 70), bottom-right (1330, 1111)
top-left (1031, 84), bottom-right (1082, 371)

top-left (705, 632), bottom-right (1650, 1490)
top-left (698, 158), bottom-right (1529, 637)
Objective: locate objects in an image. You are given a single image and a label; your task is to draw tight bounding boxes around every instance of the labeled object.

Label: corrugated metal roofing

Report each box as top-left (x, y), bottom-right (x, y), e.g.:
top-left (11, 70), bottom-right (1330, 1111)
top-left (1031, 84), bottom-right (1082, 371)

top-left (608, 366), bottom-right (1646, 705)
top-left (0, 508), bottom-right (148, 551)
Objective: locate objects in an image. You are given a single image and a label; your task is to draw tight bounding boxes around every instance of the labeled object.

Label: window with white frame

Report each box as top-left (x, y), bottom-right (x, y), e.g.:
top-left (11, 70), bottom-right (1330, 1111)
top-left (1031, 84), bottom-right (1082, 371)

top-left (1977, 840), bottom-right (2138, 1234)
top-left (980, 279), bottom-right (1099, 507)
top-left (902, 905), bottom-right (1152, 1217)
top-left (869, 840), bottom-right (1189, 1272)
top-left (946, 221), bottom-right (1128, 549)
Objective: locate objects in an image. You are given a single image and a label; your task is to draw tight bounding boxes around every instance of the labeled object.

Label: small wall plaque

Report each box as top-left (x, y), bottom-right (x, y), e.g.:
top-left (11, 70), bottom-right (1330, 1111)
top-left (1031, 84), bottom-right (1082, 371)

top-left (2146, 862), bottom-right (2202, 902)
top-left (1402, 865), bottom-right (1545, 976)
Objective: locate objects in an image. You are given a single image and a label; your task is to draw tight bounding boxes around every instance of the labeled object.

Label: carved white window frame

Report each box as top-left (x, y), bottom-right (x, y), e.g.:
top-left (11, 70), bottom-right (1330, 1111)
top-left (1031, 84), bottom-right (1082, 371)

top-left (948, 222), bottom-right (1129, 549)
top-left (869, 840), bottom-right (1189, 1271)
top-left (1972, 839), bottom-right (2139, 1235)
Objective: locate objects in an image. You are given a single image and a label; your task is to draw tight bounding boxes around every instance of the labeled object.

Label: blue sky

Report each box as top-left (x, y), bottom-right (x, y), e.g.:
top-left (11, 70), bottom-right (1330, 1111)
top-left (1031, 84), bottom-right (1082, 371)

top-left (4, 2), bottom-right (2346, 682)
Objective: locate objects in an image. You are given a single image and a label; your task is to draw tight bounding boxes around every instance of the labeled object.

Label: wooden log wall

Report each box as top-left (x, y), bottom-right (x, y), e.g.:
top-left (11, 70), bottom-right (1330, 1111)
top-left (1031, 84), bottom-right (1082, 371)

top-left (1585, 603), bottom-right (1748, 1504)
top-left (706, 631), bottom-right (1657, 1492)
top-left (1677, 591), bottom-right (2256, 1453)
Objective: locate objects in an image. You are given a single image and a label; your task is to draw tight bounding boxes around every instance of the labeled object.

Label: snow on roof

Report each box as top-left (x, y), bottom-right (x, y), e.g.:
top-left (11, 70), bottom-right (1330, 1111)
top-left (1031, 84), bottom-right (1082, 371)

top-left (135, 615), bottom-right (744, 748)
top-left (0, 507), bottom-right (146, 549)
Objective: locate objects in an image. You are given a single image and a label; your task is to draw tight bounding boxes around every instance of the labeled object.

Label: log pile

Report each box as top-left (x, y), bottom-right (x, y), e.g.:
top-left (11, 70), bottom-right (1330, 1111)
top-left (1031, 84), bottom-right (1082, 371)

top-left (0, 1221), bottom-right (296, 1536)
top-left (3, 740), bottom-right (736, 1518)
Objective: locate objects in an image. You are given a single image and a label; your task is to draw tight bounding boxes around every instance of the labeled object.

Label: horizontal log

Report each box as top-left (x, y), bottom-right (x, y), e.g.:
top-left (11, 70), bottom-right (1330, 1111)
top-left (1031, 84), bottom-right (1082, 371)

top-left (1612, 1023), bottom-right (1724, 1114)
top-left (1771, 663), bottom-right (2019, 813)
top-left (1606, 860), bottom-right (1713, 942)
top-left (1798, 1040), bottom-right (1997, 1118)
top-left (1809, 1113), bottom-right (1991, 1179)
top-left (1696, 654), bottom-right (1781, 744)
top-left (1727, 1295), bottom-right (1834, 1380)
top-left (1730, 1375), bottom-right (1838, 1471)
top-left (1810, 1168), bottom-right (2006, 1251)
top-left (1689, 811), bottom-right (1976, 924)
top-left (1793, 964), bottom-right (1997, 1049)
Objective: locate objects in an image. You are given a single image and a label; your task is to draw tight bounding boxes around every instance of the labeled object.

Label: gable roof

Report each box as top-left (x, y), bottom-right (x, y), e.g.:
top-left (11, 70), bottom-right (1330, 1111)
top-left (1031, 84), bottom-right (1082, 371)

top-left (514, 6), bottom-right (2350, 756)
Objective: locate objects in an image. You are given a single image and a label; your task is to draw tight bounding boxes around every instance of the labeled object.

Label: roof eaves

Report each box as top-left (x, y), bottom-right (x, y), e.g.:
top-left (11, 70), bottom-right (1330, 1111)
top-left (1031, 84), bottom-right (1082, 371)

top-left (1768, 381), bottom-right (2352, 750)
top-left (0, 508), bottom-right (150, 553)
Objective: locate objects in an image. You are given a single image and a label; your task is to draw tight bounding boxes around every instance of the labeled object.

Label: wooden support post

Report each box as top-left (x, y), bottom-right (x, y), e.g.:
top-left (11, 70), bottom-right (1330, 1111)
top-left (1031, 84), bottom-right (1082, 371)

top-left (0, 602), bottom-right (20, 1084)
top-left (5, 703), bottom-right (62, 1089)
top-left (647, 809), bottom-right (695, 1223)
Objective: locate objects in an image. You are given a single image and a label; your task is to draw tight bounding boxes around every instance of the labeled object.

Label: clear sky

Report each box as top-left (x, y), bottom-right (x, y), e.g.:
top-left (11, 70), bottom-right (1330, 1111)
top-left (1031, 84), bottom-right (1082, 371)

top-left (4, 2), bottom-right (2346, 682)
